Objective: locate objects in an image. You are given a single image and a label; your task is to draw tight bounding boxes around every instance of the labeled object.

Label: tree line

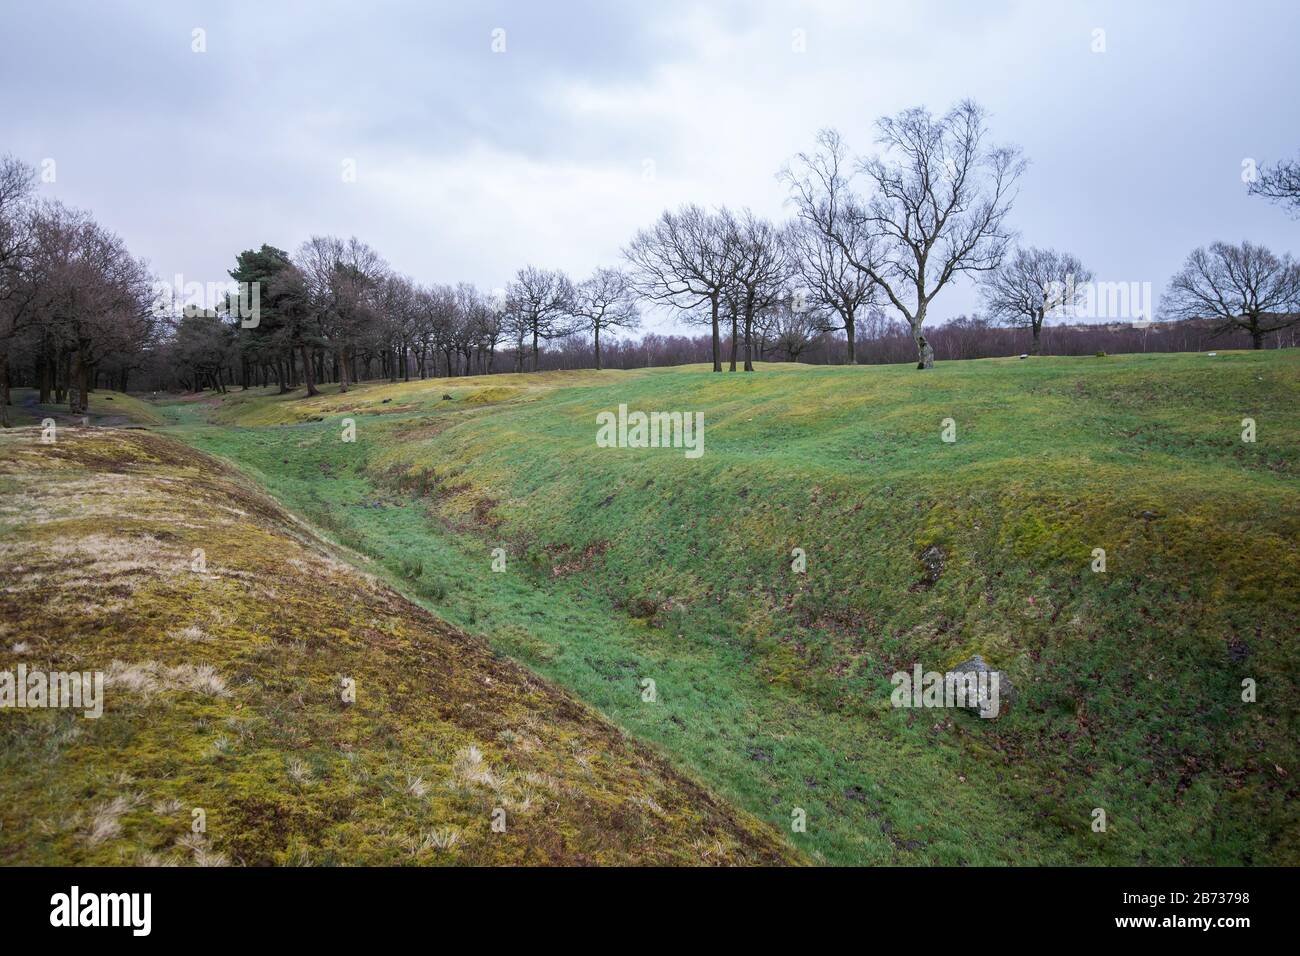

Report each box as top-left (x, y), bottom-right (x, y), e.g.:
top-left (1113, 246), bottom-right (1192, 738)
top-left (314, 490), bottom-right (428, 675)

top-left (520, 314), bottom-right (1297, 374)
top-left (2, 99), bottom-right (1298, 424)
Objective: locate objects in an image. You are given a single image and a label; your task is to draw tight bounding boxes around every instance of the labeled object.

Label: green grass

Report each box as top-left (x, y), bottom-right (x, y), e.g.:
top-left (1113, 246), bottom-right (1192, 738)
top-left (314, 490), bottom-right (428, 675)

top-left (158, 351), bottom-right (1300, 865)
top-left (0, 429), bottom-right (795, 866)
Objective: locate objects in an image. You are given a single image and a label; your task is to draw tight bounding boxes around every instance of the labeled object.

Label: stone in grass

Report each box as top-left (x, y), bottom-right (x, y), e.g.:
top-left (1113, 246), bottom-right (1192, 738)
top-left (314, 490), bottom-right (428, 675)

top-left (951, 655), bottom-right (1016, 719)
top-left (910, 544), bottom-right (946, 592)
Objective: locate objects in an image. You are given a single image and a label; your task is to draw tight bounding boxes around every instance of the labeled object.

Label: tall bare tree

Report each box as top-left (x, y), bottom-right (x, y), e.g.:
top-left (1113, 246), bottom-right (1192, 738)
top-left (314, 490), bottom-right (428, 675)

top-left (1160, 241), bottom-right (1300, 349)
top-left (784, 217), bottom-right (877, 364)
top-left (13, 201), bottom-right (155, 413)
top-left (1249, 153), bottom-right (1300, 217)
top-left (573, 267), bottom-right (640, 370)
top-left (374, 274), bottom-right (419, 382)
top-left (781, 136), bottom-right (880, 365)
top-left (506, 266), bottom-right (573, 372)
top-left (724, 210), bottom-right (789, 372)
top-left (473, 290), bottom-right (505, 374)
top-left (417, 283), bottom-right (459, 377)
top-left (980, 246), bottom-right (1092, 354)
top-left (0, 156), bottom-right (37, 426)
top-left (624, 204), bottom-right (732, 372)
top-left (783, 102), bottom-right (1025, 368)
top-left (297, 235), bottom-right (387, 393)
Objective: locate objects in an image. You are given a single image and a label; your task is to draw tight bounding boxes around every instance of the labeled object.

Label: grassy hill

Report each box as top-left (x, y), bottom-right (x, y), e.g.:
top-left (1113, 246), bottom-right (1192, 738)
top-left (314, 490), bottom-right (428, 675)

top-left (152, 350), bottom-right (1300, 865)
top-left (0, 428), bottom-right (796, 865)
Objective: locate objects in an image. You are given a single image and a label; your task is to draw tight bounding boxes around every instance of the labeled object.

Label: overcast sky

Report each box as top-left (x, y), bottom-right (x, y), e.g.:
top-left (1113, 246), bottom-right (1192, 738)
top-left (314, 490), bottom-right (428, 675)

top-left (3, 0), bottom-right (1298, 334)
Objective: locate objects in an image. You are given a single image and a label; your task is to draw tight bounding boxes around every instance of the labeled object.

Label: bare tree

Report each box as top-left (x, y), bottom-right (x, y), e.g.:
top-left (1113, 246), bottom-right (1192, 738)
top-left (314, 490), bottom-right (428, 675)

top-left (1160, 241), bottom-right (1300, 349)
top-left (297, 235), bottom-right (387, 393)
top-left (472, 290), bottom-right (504, 374)
top-left (980, 246), bottom-right (1092, 355)
top-left (12, 201), bottom-right (156, 413)
top-left (506, 266), bottom-right (574, 372)
top-left (0, 157), bottom-right (35, 285)
top-left (624, 204), bottom-right (732, 372)
top-left (0, 156), bottom-right (37, 426)
top-left (1249, 153), bottom-right (1300, 217)
top-left (780, 136), bottom-right (880, 365)
top-left (410, 284), bottom-right (438, 377)
top-left (573, 267), bottom-right (640, 370)
top-left (724, 210), bottom-right (789, 372)
top-left (767, 293), bottom-right (819, 361)
top-left (450, 282), bottom-right (486, 376)
top-left (783, 102), bottom-right (1025, 368)
top-left (373, 274), bottom-right (419, 382)
top-left (417, 283), bottom-right (459, 377)
top-left (784, 217), bottom-right (877, 364)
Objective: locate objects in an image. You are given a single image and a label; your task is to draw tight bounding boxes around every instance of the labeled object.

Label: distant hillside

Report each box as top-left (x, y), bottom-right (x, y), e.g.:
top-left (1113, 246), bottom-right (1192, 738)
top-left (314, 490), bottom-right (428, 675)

top-left (0, 428), bottom-right (796, 865)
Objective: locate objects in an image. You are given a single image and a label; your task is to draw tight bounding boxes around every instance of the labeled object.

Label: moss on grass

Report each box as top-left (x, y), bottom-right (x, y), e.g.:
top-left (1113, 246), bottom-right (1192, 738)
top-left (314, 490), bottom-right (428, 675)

top-left (0, 428), bottom-right (797, 865)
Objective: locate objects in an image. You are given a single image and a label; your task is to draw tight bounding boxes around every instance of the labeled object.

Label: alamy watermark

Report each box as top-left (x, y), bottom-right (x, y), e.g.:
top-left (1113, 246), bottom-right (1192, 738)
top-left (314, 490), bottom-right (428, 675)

top-left (50, 886), bottom-right (150, 936)
top-left (1045, 274), bottom-right (1155, 327)
top-left (595, 404), bottom-right (704, 459)
top-left (0, 664), bottom-right (104, 718)
top-left (150, 274), bottom-right (261, 327)
top-left (891, 663), bottom-right (1001, 719)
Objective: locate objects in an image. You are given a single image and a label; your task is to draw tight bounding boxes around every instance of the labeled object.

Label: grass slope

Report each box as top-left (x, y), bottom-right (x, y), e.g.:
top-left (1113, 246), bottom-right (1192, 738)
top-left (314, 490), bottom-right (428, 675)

top-left (0, 428), bottom-right (796, 865)
top-left (161, 351), bottom-right (1300, 865)
top-left (6, 387), bottom-right (164, 428)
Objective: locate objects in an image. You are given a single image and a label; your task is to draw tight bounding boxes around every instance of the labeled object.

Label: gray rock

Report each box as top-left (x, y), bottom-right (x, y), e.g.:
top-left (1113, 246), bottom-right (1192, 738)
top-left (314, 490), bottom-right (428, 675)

top-left (951, 654), bottom-right (1016, 719)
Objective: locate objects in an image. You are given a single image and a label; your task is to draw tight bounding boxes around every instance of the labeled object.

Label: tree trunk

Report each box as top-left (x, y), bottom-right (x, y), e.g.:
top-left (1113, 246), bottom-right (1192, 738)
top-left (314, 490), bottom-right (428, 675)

top-left (0, 351), bottom-right (9, 428)
top-left (1251, 329), bottom-right (1264, 349)
top-left (39, 353), bottom-right (52, 403)
top-left (912, 316), bottom-right (934, 370)
top-left (73, 351), bottom-right (90, 414)
top-left (743, 308), bottom-right (755, 372)
top-left (67, 353), bottom-right (79, 412)
top-left (1031, 312), bottom-right (1043, 356)
top-left (594, 325), bottom-right (602, 371)
top-left (845, 312), bottom-right (857, 364)
top-left (728, 311), bottom-right (738, 372)
top-left (337, 347), bottom-right (350, 393)
top-left (301, 344), bottom-right (319, 396)
top-left (710, 295), bottom-right (722, 372)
